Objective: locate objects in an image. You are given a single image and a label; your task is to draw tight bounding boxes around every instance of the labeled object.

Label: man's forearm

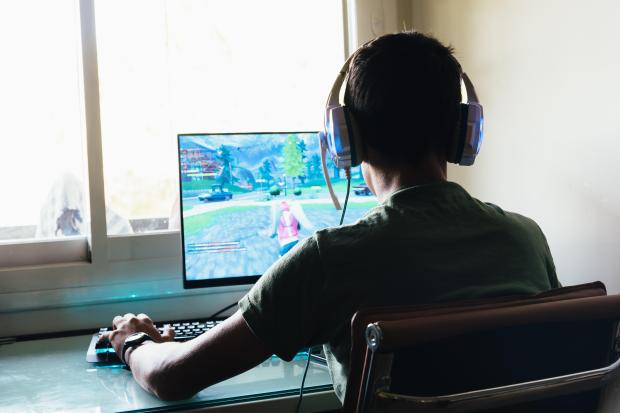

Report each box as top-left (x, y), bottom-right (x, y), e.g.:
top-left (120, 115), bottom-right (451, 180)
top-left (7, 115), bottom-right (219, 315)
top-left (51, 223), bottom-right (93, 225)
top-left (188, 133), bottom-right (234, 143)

top-left (115, 311), bottom-right (272, 401)
top-left (127, 340), bottom-right (193, 400)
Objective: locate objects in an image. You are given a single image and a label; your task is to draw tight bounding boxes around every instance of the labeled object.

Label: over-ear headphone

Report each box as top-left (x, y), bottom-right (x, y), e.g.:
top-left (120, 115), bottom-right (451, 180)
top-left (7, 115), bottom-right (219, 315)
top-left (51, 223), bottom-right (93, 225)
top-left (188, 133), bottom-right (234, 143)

top-left (447, 72), bottom-right (484, 166)
top-left (321, 54), bottom-right (364, 170)
top-left (320, 51), bottom-right (484, 169)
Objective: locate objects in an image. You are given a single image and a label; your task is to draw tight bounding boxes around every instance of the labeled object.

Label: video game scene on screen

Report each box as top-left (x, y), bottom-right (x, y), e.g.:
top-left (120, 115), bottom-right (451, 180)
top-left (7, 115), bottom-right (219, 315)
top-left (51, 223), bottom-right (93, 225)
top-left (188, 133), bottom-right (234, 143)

top-left (179, 132), bottom-right (377, 281)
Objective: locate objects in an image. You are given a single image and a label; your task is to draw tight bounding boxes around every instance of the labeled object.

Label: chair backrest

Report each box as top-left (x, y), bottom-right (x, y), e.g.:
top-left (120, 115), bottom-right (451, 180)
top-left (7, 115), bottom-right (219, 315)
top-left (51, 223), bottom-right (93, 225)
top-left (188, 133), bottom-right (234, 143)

top-left (344, 282), bottom-right (620, 413)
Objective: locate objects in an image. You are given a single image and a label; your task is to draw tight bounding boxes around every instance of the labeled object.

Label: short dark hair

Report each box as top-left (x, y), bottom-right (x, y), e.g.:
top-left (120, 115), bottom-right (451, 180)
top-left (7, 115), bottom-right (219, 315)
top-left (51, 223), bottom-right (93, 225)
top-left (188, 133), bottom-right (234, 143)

top-left (344, 32), bottom-right (462, 164)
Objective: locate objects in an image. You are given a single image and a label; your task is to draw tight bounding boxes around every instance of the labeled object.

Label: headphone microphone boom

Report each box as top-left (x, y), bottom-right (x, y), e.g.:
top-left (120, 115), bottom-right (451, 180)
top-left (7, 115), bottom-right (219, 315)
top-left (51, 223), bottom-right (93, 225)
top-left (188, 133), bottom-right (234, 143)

top-left (319, 48), bottom-right (485, 210)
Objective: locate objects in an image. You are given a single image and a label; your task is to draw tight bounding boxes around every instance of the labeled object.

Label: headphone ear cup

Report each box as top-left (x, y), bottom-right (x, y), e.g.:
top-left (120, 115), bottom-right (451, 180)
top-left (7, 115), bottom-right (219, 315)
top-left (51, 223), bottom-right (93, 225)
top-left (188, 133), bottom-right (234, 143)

top-left (459, 103), bottom-right (483, 166)
top-left (342, 108), bottom-right (364, 167)
top-left (327, 105), bottom-right (362, 169)
top-left (326, 105), bottom-right (351, 167)
top-left (447, 104), bottom-right (469, 164)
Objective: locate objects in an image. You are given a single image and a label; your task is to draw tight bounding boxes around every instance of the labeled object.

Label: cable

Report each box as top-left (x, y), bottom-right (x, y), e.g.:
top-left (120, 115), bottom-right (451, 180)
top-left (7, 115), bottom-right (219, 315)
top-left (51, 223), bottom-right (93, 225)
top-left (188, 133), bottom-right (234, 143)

top-left (208, 302), bottom-right (238, 320)
top-left (339, 172), bottom-right (352, 226)
top-left (215, 174), bottom-right (347, 411)
top-left (297, 173), bottom-right (351, 412)
top-left (295, 347), bottom-right (313, 413)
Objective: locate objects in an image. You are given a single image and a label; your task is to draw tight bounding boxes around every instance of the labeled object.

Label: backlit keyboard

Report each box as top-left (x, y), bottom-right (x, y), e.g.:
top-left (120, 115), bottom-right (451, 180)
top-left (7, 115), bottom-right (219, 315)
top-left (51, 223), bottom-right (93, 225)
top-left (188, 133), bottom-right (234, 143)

top-left (86, 319), bottom-right (224, 363)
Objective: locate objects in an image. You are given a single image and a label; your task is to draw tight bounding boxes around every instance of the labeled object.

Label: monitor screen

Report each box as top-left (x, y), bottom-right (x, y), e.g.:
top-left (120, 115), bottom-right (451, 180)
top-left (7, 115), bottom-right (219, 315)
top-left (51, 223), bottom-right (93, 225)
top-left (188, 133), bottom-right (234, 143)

top-left (178, 132), bottom-right (377, 288)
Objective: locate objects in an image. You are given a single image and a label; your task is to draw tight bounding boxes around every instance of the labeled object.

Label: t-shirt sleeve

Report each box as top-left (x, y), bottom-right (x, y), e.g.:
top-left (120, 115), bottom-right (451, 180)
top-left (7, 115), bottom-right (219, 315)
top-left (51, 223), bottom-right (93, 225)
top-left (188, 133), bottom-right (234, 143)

top-left (238, 236), bottom-right (325, 361)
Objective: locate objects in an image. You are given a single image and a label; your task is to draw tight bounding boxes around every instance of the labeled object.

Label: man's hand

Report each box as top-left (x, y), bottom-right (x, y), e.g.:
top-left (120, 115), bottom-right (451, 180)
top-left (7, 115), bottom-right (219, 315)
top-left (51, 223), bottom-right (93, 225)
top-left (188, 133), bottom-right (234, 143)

top-left (101, 313), bottom-right (176, 363)
top-left (97, 310), bottom-right (271, 400)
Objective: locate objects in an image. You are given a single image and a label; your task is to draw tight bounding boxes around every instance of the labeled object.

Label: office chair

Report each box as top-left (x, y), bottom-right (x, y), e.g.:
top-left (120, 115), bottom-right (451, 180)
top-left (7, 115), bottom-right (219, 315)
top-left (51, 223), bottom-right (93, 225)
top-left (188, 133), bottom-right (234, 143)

top-left (343, 282), bottom-right (620, 413)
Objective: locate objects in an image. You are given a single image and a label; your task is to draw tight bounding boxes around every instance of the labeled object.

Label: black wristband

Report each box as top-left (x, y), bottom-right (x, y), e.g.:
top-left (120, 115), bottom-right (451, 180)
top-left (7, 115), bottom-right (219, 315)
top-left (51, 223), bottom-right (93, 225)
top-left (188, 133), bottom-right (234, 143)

top-left (121, 332), bottom-right (153, 365)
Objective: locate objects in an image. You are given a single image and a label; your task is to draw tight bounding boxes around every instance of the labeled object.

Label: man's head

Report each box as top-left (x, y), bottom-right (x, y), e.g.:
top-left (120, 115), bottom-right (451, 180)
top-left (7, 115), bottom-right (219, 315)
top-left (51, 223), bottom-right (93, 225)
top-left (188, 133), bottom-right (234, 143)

top-left (345, 32), bottom-right (462, 166)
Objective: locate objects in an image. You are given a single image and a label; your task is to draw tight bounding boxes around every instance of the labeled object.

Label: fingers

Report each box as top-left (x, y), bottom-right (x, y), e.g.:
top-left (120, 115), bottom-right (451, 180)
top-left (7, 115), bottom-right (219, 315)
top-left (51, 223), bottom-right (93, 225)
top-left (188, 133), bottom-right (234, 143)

top-left (144, 323), bottom-right (165, 342)
top-left (144, 322), bottom-right (176, 343)
top-left (97, 330), bottom-right (111, 343)
top-left (137, 321), bottom-right (176, 343)
top-left (112, 315), bottom-right (124, 329)
top-left (161, 324), bottom-right (176, 342)
top-left (109, 312), bottom-right (175, 342)
top-left (112, 313), bottom-right (136, 329)
top-left (112, 313), bottom-right (144, 330)
top-left (137, 313), bottom-right (153, 325)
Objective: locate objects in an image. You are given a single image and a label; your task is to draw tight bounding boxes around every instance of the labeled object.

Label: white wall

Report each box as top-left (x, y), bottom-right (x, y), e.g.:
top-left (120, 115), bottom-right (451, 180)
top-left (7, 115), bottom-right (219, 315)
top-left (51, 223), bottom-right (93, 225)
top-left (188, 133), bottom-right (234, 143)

top-left (409, 0), bottom-right (620, 292)
top-left (347, 0), bottom-right (413, 50)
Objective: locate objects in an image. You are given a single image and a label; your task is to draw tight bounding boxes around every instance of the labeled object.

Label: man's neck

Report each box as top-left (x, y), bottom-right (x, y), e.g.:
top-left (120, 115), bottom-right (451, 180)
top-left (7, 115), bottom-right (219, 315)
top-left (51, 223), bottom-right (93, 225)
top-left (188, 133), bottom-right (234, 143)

top-left (363, 155), bottom-right (447, 203)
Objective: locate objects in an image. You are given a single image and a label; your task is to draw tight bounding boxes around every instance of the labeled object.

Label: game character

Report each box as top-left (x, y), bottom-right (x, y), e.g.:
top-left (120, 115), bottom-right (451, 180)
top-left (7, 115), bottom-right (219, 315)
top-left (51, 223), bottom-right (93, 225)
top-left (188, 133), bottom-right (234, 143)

top-left (267, 200), bottom-right (314, 256)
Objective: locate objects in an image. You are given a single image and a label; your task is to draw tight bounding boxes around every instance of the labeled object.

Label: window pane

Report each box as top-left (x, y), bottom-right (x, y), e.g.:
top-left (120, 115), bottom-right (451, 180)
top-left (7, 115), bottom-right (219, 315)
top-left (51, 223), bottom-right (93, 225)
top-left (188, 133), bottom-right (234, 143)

top-left (0, 0), bottom-right (88, 241)
top-left (95, 0), bottom-right (344, 235)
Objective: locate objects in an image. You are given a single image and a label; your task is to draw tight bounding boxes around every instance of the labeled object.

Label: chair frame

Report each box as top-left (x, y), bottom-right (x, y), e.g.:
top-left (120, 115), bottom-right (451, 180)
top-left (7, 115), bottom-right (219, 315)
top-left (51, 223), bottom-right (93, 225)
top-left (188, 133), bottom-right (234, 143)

top-left (344, 282), bottom-right (620, 413)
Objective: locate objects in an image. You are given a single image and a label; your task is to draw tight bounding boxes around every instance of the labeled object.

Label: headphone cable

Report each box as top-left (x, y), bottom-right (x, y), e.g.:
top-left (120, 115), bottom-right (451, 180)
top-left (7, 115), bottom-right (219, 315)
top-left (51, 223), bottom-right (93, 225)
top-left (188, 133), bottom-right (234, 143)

top-left (209, 173), bottom-right (351, 413)
top-left (295, 347), bottom-right (314, 413)
top-left (297, 171), bottom-right (351, 413)
top-left (214, 174), bottom-right (351, 413)
top-left (339, 169), bottom-right (351, 226)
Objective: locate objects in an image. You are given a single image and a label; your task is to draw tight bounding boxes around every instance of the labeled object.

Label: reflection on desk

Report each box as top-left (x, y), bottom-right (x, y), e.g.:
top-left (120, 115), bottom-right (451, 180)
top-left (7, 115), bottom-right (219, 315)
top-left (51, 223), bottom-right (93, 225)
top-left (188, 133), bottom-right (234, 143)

top-left (0, 334), bottom-right (338, 412)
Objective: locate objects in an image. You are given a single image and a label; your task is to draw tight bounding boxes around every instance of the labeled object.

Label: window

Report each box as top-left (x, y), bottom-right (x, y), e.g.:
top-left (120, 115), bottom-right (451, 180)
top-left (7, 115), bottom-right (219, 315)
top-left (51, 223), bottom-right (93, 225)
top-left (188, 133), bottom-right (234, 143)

top-left (95, 0), bottom-right (345, 235)
top-left (0, 0), bottom-right (346, 315)
top-left (0, 0), bottom-right (87, 242)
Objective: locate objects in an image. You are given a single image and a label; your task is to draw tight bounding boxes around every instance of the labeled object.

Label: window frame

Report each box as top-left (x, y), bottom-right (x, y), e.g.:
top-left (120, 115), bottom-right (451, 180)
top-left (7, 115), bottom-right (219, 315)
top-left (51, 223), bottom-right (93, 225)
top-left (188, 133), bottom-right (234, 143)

top-left (0, 0), bottom-right (350, 326)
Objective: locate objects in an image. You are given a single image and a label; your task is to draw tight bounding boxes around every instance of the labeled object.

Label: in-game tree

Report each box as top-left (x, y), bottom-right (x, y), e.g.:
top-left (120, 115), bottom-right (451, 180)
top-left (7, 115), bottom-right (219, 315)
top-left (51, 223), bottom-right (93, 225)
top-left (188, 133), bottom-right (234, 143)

top-left (282, 135), bottom-right (304, 193)
top-left (306, 153), bottom-right (322, 180)
top-left (258, 159), bottom-right (274, 185)
top-left (296, 139), bottom-right (307, 185)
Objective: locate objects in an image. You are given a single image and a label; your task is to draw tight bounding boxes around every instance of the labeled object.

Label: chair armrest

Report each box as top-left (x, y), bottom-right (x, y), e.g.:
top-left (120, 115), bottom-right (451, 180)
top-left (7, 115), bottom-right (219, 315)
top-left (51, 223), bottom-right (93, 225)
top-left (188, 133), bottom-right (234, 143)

top-left (374, 355), bottom-right (620, 412)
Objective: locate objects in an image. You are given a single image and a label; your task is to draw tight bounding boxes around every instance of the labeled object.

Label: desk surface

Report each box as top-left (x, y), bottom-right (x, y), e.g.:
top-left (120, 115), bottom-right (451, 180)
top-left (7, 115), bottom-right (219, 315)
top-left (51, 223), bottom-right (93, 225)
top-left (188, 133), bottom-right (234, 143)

top-left (0, 334), bottom-right (336, 412)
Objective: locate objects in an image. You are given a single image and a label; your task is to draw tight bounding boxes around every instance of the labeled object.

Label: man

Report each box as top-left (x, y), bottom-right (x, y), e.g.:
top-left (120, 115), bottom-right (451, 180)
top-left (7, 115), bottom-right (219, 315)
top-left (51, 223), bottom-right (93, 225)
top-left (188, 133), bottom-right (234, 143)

top-left (105, 32), bottom-right (560, 402)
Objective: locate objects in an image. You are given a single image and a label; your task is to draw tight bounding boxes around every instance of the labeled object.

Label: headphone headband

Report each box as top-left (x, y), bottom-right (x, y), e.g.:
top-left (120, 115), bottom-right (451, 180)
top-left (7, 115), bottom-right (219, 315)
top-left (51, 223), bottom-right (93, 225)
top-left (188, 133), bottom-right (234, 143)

top-left (322, 46), bottom-right (484, 169)
top-left (326, 54), bottom-right (355, 110)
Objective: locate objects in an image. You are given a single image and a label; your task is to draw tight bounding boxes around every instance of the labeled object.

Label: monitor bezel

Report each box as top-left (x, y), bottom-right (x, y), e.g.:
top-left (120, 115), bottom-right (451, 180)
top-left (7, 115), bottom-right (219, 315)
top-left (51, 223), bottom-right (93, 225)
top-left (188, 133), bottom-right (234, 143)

top-left (177, 131), bottom-right (320, 289)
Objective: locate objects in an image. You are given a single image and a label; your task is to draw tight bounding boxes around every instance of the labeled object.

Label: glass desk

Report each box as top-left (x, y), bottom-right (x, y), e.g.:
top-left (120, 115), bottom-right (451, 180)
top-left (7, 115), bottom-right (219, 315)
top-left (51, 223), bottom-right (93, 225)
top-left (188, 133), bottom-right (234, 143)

top-left (0, 334), bottom-right (339, 412)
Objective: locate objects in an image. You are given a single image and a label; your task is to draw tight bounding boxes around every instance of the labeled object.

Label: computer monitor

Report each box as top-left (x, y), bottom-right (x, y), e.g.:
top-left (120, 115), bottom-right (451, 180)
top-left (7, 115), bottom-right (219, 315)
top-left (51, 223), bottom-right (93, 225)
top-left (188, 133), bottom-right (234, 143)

top-left (178, 132), bottom-right (377, 289)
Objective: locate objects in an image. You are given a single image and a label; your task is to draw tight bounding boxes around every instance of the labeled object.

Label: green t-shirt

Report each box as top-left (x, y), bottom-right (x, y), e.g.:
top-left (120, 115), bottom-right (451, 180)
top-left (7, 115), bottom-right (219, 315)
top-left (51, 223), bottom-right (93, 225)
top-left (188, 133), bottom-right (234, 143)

top-left (239, 181), bottom-right (559, 402)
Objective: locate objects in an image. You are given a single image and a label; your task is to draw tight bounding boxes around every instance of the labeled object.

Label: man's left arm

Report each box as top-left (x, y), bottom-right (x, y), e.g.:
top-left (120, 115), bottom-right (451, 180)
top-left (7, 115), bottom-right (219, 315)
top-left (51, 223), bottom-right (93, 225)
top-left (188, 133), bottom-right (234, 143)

top-left (107, 310), bottom-right (272, 401)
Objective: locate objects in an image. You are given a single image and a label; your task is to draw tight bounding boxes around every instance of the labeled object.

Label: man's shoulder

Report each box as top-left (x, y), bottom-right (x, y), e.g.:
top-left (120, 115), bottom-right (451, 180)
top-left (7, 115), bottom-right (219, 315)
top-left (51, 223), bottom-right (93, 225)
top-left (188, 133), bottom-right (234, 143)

top-left (314, 204), bottom-right (390, 246)
top-left (483, 201), bottom-right (543, 232)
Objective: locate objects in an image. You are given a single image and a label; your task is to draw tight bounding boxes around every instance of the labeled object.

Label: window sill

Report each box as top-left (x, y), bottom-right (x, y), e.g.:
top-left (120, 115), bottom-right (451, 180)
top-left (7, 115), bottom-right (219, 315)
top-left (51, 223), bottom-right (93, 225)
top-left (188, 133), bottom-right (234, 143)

top-left (1, 281), bottom-right (250, 336)
top-left (0, 232), bottom-right (252, 336)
